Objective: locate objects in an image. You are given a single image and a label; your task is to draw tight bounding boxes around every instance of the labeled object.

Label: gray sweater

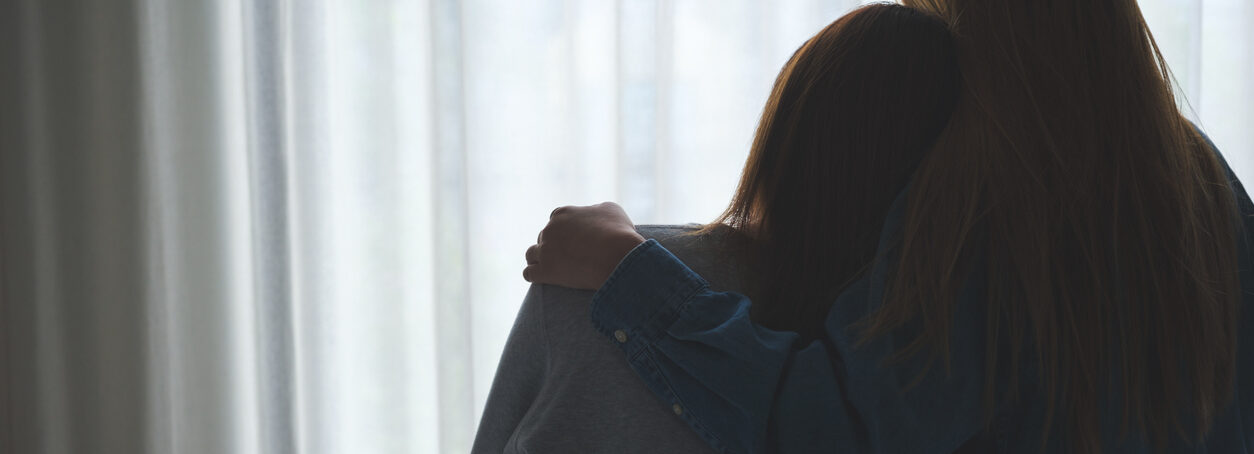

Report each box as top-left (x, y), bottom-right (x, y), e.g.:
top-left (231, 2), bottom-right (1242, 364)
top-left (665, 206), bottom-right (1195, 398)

top-left (471, 225), bottom-right (752, 454)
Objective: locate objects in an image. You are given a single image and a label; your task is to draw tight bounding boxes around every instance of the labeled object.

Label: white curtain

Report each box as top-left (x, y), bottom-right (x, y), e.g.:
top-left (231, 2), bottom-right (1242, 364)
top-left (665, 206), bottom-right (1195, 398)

top-left (1, 1), bottom-right (1250, 453)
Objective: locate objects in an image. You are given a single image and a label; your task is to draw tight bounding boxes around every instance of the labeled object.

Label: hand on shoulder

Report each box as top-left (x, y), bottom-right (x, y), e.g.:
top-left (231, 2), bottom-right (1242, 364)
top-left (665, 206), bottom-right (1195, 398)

top-left (523, 202), bottom-right (646, 290)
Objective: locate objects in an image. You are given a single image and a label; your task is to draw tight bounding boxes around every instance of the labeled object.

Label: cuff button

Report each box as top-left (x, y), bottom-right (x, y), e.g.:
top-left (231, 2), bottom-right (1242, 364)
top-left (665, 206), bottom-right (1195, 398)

top-left (672, 404), bottom-right (683, 416)
top-left (614, 330), bottom-right (628, 343)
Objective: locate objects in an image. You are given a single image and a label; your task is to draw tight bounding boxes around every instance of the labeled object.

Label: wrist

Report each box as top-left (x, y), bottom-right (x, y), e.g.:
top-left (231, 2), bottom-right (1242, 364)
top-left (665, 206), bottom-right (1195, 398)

top-left (596, 230), bottom-right (645, 287)
top-left (611, 229), bottom-right (646, 261)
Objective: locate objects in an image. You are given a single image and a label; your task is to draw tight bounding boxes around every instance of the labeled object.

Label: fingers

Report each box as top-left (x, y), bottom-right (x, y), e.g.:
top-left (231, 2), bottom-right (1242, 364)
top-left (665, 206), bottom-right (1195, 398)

top-left (524, 245), bottom-right (544, 283)
top-left (522, 263), bottom-right (546, 283)
top-left (529, 207), bottom-right (564, 283)
top-left (525, 244), bottom-right (539, 264)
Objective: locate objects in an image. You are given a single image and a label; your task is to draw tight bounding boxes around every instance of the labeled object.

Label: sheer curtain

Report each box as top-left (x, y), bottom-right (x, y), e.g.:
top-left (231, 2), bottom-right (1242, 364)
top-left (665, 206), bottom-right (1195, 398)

top-left (1, 1), bottom-right (1250, 453)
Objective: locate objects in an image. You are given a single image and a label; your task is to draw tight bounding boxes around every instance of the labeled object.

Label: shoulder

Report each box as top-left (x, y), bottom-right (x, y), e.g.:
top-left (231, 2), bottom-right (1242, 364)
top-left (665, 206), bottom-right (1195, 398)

top-left (531, 223), bottom-right (754, 345)
top-left (534, 223), bottom-right (753, 343)
top-left (488, 225), bottom-right (738, 453)
top-left (634, 224), bottom-right (752, 293)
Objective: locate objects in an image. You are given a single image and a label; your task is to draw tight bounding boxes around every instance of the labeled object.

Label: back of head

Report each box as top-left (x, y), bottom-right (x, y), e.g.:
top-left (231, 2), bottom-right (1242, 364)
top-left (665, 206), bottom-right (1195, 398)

top-left (714, 4), bottom-right (960, 341)
top-left (872, 0), bottom-right (1241, 451)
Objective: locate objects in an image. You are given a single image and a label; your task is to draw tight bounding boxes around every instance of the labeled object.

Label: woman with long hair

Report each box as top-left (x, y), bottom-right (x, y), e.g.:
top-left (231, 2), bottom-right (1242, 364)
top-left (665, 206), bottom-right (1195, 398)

top-left (523, 0), bottom-right (1254, 452)
top-left (473, 4), bottom-right (960, 453)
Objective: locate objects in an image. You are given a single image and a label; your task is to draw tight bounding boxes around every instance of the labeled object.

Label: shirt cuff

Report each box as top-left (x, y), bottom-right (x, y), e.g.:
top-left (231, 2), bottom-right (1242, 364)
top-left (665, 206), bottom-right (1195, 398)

top-left (590, 239), bottom-right (711, 357)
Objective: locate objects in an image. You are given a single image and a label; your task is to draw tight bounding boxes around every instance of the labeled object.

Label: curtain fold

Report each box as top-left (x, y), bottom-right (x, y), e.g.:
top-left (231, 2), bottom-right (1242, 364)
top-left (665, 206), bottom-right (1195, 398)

top-left (2, 1), bottom-right (153, 452)
top-left (144, 0), bottom-right (263, 452)
top-left (1, 1), bottom-right (1250, 453)
top-left (428, 0), bottom-right (475, 450)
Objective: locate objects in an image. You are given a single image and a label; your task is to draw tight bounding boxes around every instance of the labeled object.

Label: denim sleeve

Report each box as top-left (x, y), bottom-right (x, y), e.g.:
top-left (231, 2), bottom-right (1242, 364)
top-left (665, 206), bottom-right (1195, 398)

top-left (590, 239), bottom-right (989, 454)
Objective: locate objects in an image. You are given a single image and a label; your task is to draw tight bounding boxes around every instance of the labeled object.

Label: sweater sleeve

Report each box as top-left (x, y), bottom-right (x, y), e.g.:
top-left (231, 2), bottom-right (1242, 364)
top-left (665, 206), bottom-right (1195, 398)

top-left (471, 284), bottom-right (551, 454)
top-left (590, 221), bottom-right (990, 454)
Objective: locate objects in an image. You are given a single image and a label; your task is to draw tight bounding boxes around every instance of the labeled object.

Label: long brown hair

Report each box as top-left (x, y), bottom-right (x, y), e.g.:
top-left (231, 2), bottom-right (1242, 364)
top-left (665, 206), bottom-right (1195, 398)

top-left (860, 0), bottom-right (1240, 452)
top-left (709, 4), bottom-right (961, 341)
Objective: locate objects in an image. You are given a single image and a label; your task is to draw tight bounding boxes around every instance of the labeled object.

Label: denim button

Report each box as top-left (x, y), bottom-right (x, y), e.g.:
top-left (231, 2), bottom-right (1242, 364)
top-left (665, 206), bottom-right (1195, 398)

top-left (614, 330), bottom-right (628, 343)
top-left (672, 404), bottom-right (683, 415)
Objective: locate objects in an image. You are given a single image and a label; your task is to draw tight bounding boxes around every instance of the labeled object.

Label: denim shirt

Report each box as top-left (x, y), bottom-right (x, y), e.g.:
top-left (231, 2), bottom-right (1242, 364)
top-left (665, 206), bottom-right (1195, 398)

top-left (589, 136), bottom-right (1253, 454)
